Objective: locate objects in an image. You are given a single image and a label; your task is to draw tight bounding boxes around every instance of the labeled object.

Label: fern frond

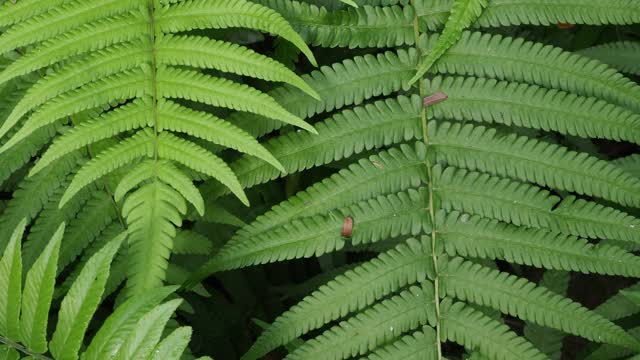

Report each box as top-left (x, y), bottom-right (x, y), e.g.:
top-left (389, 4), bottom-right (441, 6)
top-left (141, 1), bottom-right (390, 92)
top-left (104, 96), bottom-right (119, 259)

top-left (230, 49), bottom-right (416, 137)
top-left (172, 230), bottom-right (212, 255)
top-left (29, 101), bottom-right (149, 176)
top-left (123, 181), bottom-right (185, 297)
top-left (155, 35), bottom-right (318, 98)
top-left (523, 271), bottom-right (570, 359)
top-left (434, 166), bottom-right (640, 242)
top-left (156, 100), bottom-right (283, 172)
top-left (111, 298), bottom-right (183, 360)
top-left (578, 41), bottom-right (640, 75)
top-left (0, 219), bottom-right (25, 341)
top-left (58, 191), bottom-right (118, 272)
top-left (155, 67), bottom-right (315, 133)
top-left (257, 0), bottom-right (415, 48)
top-left (417, 0), bottom-right (640, 28)
top-left (411, 0), bottom-right (489, 84)
top-left (49, 232), bottom-right (125, 360)
top-left (440, 300), bottom-right (547, 360)
top-left (115, 160), bottom-right (205, 215)
top-left (442, 258), bottom-right (640, 349)
top-left (438, 212), bottom-right (640, 276)
top-left (225, 95), bottom-right (421, 195)
top-left (425, 76), bottom-right (640, 144)
top-left (0, 68), bottom-right (149, 148)
top-left (156, 131), bottom-right (248, 206)
top-left (156, 0), bottom-right (317, 66)
top-left (0, 153), bottom-right (80, 254)
top-left (7, 41), bottom-right (150, 132)
top-left (595, 283), bottom-right (640, 321)
top-left (0, 0), bottom-right (141, 55)
top-left (234, 143), bottom-right (427, 242)
top-left (60, 131), bottom-right (154, 208)
top-left (83, 286), bottom-right (178, 360)
top-left (285, 284), bottom-right (436, 360)
top-left (0, 0), bottom-right (67, 28)
top-left (431, 122), bottom-right (640, 207)
top-left (365, 328), bottom-right (438, 360)
top-left (150, 326), bottom-right (192, 360)
top-left (243, 238), bottom-right (432, 360)
top-left (420, 32), bottom-right (640, 112)
top-left (0, 12), bottom-right (147, 88)
top-left (19, 223), bottom-right (64, 353)
top-left (198, 189), bottom-right (430, 275)
top-left (21, 180), bottom-right (97, 271)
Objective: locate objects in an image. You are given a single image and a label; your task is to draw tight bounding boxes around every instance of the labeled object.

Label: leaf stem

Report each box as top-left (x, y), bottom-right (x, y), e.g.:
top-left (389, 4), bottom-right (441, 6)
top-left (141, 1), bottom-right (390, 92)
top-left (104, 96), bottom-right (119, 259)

top-left (0, 335), bottom-right (52, 360)
top-left (411, 1), bottom-right (444, 359)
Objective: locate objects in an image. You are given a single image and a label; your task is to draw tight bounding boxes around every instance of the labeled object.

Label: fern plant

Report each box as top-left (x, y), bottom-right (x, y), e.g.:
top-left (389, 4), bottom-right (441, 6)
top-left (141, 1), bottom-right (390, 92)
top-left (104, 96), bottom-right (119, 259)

top-left (0, 0), bottom-right (319, 297)
top-left (179, 0), bottom-right (640, 359)
top-left (0, 220), bottom-right (199, 360)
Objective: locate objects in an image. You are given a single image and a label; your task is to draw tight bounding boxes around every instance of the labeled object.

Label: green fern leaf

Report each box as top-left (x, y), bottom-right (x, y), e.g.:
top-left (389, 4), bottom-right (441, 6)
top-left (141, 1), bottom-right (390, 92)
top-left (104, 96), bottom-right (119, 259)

top-left (0, 0), bottom-right (67, 28)
top-left (58, 191), bottom-right (118, 273)
top-left (243, 238), bottom-right (432, 360)
top-left (155, 34), bottom-right (319, 98)
top-left (19, 223), bottom-right (64, 354)
top-left (411, 0), bottom-right (489, 84)
top-left (115, 160), bottom-right (205, 216)
top-left (0, 0), bottom-right (140, 55)
top-left (431, 122), bottom-right (640, 207)
top-left (83, 286), bottom-right (178, 360)
top-left (150, 326), bottom-right (192, 360)
top-left (0, 219), bottom-right (25, 340)
top-left (439, 211), bottom-right (640, 277)
top-left (419, 31), bottom-right (640, 113)
top-left (123, 181), bottom-right (185, 297)
top-left (523, 271), bottom-right (570, 359)
top-left (224, 95), bottom-right (421, 196)
top-left (198, 189), bottom-right (429, 275)
top-left (0, 151), bottom-right (79, 254)
top-left (285, 284), bottom-right (436, 360)
top-left (425, 76), bottom-right (640, 144)
top-left (234, 143), bottom-right (427, 243)
top-left (365, 328), bottom-right (438, 360)
top-left (434, 166), bottom-right (640, 242)
top-left (112, 298), bottom-right (183, 360)
top-left (440, 300), bottom-right (546, 360)
top-left (49, 232), bottom-right (126, 360)
top-left (417, 0), bottom-right (640, 29)
top-left (59, 130), bottom-right (154, 208)
top-left (156, 0), bottom-right (317, 66)
top-left (442, 258), bottom-right (640, 350)
top-left (0, 345), bottom-right (19, 360)
top-left (578, 41), bottom-right (640, 75)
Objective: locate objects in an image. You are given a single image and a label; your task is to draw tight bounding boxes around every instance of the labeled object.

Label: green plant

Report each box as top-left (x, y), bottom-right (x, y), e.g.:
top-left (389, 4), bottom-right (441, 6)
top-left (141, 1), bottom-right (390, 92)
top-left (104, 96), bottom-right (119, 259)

top-left (0, 220), bottom-right (196, 360)
top-left (1, 0), bottom-right (640, 359)
top-left (183, 0), bottom-right (640, 359)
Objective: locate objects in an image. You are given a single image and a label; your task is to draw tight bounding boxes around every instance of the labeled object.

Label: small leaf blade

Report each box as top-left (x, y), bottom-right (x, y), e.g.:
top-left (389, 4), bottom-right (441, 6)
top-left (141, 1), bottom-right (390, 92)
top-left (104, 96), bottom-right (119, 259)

top-left (49, 232), bottom-right (126, 360)
top-left (0, 219), bottom-right (26, 340)
top-left (19, 223), bottom-right (64, 354)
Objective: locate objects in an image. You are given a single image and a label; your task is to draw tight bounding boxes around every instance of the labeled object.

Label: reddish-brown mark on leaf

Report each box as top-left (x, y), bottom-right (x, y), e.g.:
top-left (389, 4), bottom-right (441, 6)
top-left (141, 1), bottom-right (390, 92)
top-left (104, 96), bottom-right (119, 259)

top-left (341, 217), bottom-right (353, 238)
top-left (423, 92), bottom-right (448, 107)
top-left (557, 22), bottom-right (574, 29)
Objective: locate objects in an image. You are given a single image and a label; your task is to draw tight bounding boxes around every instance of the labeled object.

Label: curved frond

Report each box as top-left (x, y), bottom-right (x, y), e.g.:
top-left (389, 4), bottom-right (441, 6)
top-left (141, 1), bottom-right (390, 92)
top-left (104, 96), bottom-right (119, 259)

top-left (285, 284), bottom-right (436, 360)
top-left (438, 211), bottom-right (640, 277)
top-left (244, 238), bottom-right (432, 360)
top-left (440, 300), bottom-right (547, 360)
top-left (578, 41), bottom-right (640, 75)
top-left (431, 122), bottom-right (640, 207)
top-left (442, 258), bottom-right (640, 349)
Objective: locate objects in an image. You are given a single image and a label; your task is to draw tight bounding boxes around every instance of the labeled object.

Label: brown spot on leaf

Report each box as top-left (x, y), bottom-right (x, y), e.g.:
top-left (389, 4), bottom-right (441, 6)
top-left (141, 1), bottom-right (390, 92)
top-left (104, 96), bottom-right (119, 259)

top-left (341, 217), bottom-right (353, 238)
top-left (423, 92), bottom-right (448, 107)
